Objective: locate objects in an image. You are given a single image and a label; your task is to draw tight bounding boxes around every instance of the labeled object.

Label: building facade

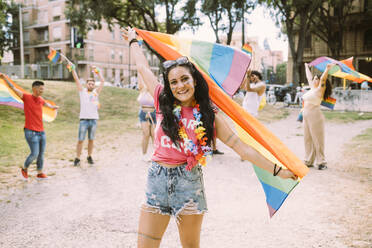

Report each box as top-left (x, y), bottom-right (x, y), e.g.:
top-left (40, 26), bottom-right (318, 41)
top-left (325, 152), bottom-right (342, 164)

top-left (12, 0), bottom-right (159, 84)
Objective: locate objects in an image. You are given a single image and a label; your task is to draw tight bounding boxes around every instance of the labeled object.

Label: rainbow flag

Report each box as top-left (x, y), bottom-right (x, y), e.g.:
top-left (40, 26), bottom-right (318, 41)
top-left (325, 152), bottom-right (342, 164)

top-left (135, 28), bottom-right (308, 217)
top-left (47, 49), bottom-right (60, 64)
top-left (242, 43), bottom-right (252, 57)
top-left (66, 63), bottom-right (75, 72)
top-left (309, 56), bottom-right (372, 83)
top-left (0, 74), bottom-right (57, 122)
top-left (135, 29), bottom-right (251, 96)
top-left (321, 97), bottom-right (336, 110)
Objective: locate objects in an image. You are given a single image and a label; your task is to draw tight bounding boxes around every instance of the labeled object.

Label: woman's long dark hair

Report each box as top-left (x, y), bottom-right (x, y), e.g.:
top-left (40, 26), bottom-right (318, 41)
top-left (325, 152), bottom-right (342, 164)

top-left (159, 63), bottom-right (215, 147)
top-left (323, 79), bottom-right (332, 100)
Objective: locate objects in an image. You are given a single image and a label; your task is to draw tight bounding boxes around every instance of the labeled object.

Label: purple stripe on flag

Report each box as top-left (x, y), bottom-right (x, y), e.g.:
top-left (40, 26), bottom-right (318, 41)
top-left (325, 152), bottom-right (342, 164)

top-left (0, 101), bottom-right (24, 109)
top-left (267, 203), bottom-right (277, 217)
top-left (221, 51), bottom-right (251, 96)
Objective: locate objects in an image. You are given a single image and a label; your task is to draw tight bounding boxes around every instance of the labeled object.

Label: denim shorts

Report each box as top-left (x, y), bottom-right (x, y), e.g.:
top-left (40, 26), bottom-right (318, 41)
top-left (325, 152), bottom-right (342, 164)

top-left (138, 109), bottom-right (156, 124)
top-left (78, 119), bottom-right (97, 141)
top-left (144, 161), bottom-right (208, 217)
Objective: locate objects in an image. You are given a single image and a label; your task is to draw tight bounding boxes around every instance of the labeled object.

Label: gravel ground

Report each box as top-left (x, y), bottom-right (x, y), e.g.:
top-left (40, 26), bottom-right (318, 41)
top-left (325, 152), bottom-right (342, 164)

top-left (0, 112), bottom-right (371, 248)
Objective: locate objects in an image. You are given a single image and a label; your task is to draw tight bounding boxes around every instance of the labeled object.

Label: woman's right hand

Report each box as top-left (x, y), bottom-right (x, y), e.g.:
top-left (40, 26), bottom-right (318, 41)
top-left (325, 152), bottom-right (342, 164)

top-left (278, 169), bottom-right (298, 180)
top-left (121, 27), bottom-right (137, 42)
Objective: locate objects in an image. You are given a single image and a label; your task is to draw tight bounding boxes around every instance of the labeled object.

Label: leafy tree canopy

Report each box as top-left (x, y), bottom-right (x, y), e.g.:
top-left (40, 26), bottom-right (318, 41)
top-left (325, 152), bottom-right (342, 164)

top-left (66, 0), bottom-right (201, 35)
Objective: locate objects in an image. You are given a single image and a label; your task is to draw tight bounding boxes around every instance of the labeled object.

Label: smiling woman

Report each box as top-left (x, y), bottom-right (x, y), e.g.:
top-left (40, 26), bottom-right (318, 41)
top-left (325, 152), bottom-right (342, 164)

top-left (121, 26), bottom-right (297, 248)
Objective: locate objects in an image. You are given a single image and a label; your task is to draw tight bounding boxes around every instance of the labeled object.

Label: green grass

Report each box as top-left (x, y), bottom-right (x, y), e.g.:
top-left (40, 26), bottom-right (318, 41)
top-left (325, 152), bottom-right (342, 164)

top-left (257, 104), bottom-right (290, 123)
top-left (324, 111), bottom-right (372, 123)
top-left (342, 128), bottom-right (372, 178)
top-left (0, 80), bottom-right (139, 171)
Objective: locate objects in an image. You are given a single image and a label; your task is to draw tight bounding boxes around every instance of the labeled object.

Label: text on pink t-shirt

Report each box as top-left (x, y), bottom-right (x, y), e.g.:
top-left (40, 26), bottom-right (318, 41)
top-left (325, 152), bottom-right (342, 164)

top-left (151, 84), bottom-right (200, 165)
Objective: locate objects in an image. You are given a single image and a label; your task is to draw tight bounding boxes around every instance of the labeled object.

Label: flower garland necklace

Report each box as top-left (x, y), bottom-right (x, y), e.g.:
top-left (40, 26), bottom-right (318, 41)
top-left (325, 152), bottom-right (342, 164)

top-left (173, 101), bottom-right (212, 171)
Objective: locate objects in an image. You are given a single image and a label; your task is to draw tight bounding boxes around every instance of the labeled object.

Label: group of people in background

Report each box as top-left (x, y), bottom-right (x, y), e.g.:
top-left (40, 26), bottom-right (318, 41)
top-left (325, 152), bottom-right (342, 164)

top-left (0, 26), bottom-right (336, 247)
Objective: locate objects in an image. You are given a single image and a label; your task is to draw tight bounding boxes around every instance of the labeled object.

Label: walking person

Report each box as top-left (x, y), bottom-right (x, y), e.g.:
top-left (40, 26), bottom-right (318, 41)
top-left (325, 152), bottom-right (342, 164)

top-left (122, 27), bottom-right (297, 248)
top-left (303, 63), bottom-right (334, 170)
top-left (241, 70), bottom-right (266, 117)
top-left (0, 73), bottom-right (59, 179)
top-left (69, 65), bottom-right (105, 166)
top-left (137, 73), bottom-right (156, 161)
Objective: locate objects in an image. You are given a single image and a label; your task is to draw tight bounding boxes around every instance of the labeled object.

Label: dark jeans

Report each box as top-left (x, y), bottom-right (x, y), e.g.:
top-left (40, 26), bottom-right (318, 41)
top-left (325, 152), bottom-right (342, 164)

top-left (24, 128), bottom-right (46, 171)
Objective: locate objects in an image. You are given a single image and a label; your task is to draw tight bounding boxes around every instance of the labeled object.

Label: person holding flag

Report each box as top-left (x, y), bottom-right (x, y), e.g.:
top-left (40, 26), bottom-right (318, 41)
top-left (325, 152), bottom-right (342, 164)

top-left (241, 70), bottom-right (266, 117)
top-left (122, 27), bottom-right (297, 248)
top-left (302, 62), bottom-right (335, 170)
top-left (68, 63), bottom-right (105, 166)
top-left (0, 73), bottom-right (59, 179)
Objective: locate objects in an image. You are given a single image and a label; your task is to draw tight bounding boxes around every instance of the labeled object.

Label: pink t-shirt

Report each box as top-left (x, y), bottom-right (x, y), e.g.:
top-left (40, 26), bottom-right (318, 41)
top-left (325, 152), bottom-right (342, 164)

top-left (152, 84), bottom-right (199, 165)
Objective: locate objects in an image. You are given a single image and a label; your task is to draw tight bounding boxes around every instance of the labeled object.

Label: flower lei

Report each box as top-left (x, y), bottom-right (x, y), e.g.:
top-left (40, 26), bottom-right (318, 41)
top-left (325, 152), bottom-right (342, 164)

top-left (173, 102), bottom-right (212, 171)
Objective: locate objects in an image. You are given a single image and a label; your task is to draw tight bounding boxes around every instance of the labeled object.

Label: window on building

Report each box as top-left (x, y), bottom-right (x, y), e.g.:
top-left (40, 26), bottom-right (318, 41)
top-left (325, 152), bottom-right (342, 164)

top-left (38, 29), bottom-right (48, 41)
top-left (53, 6), bottom-right (61, 17)
top-left (38, 10), bottom-right (48, 23)
top-left (111, 30), bottom-right (115, 40)
top-left (23, 31), bottom-right (30, 44)
top-left (89, 48), bottom-right (94, 61)
top-left (364, 29), bottom-right (372, 49)
top-left (53, 26), bottom-right (61, 40)
top-left (119, 52), bottom-right (123, 63)
top-left (304, 33), bottom-right (312, 49)
top-left (111, 50), bottom-right (115, 60)
top-left (365, 0), bottom-right (372, 13)
top-left (23, 12), bottom-right (30, 25)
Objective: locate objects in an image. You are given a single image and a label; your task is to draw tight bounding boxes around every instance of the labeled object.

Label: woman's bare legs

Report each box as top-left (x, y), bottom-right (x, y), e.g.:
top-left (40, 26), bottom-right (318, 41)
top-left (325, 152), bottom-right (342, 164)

top-left (137, 207), bottom-right (171, 248)
top-left (141, 121), bottom-right (151, 155)
top-left (177, 214), bottom-right (204, 248)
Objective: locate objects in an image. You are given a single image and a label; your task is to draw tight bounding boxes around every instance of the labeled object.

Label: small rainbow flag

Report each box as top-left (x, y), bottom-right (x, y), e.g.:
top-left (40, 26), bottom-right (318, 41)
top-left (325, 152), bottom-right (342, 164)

top-left (321, 97), bottom-right (336, 110)
top-left (66, 63), bottom-right (75, 72)
top-left (47, 49), bottom-right (60, 64)
top-left (93, 67), bottom-right (100, 74)
top-left (242, 43), bottom-right (252, 57)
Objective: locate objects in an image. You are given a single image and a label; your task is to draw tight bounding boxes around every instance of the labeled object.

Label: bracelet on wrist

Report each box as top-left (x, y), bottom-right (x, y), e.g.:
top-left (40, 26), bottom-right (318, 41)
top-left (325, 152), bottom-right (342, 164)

top-left (129, 38), bottom-right (138, 47)
top-left (273, 164), bottom-right (282, 176)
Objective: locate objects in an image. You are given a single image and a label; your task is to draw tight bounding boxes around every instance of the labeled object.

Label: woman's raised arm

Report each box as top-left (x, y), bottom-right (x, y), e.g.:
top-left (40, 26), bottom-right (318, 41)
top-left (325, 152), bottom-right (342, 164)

top-left (122, 27), bottom-right (158, 98)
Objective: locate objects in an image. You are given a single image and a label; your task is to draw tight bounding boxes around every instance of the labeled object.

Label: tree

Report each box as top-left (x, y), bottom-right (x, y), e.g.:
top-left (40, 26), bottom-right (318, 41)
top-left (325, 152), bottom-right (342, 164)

top-left (309, 0), bottom-right (355, 60)
top-left (260, 0), bottom-right (323, 85)
top-left (275, 62), bottom-right (287, 85)
top-left (0, 1), bottom-right (18, 64)
top-left (66, 0), bottom-right (201, 36)
top-left (201, 0), bottom-right (254, 44)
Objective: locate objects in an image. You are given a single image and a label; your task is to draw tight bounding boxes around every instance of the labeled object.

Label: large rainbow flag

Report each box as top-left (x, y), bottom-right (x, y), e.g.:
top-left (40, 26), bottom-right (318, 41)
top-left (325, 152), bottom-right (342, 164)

top-left (309, 56), bottom-right (372, 83)
top-left (0, 75), bottom-right (57, 122)
top-left (135, 28), bottom-right (308, 217)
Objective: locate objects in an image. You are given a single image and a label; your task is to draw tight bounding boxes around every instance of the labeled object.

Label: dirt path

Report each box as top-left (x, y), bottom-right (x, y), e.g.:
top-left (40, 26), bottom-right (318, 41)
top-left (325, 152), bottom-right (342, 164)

top-left (0, 112), bottom-right (371, 248)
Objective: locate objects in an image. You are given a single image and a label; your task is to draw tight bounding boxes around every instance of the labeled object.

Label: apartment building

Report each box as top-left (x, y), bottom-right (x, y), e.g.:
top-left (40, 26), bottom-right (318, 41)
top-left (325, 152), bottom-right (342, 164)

top-left (13, 0), bottom-right (158, 83)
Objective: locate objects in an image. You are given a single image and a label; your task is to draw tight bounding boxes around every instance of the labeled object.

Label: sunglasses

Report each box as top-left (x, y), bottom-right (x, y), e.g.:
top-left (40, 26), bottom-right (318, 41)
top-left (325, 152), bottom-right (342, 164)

top-left (162, 56), bottom-right (190, 70)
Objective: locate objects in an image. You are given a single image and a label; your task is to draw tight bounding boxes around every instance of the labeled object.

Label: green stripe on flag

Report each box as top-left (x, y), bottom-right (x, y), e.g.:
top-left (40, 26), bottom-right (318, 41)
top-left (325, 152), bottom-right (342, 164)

top-left (253, 165), bottom-right (298, 194)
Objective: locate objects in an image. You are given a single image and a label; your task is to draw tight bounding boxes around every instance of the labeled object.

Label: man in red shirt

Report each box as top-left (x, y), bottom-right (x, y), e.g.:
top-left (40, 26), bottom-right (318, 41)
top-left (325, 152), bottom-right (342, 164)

top-left (1, 74), bottom-right (59, 179)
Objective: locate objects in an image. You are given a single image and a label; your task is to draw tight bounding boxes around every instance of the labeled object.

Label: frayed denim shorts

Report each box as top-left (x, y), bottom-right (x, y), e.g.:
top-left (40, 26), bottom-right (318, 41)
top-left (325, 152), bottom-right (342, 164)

top-left (143, 161), bottom-right (208, 217)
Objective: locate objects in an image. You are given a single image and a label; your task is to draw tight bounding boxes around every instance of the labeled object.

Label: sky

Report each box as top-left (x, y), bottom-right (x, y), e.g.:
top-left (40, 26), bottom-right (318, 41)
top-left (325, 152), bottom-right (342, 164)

top-left (178, 6), bottom-right (289, 61)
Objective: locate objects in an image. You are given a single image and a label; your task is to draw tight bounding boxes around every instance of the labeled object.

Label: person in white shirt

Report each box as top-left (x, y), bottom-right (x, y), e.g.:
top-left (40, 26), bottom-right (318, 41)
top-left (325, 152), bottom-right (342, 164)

top-left (70, 65), bottom-right (105, 166)
top-left (241, 70), bottom-right (266, 117)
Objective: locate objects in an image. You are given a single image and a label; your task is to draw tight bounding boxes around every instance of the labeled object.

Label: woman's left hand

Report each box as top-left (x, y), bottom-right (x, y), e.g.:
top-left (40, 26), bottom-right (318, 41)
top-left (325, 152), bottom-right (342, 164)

top-left (278, 169), bottom-right (298, 180)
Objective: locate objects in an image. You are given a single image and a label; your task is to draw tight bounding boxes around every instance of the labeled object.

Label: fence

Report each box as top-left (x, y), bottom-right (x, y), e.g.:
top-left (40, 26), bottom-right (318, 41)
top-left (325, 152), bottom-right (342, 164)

top-left (333, 89), bottom-right (372, 112)
top-left (0, 63), bottom-right (70, 80)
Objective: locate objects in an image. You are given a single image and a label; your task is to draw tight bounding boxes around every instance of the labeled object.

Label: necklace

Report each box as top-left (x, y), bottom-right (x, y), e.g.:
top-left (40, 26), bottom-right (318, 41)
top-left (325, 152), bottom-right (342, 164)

top-left (173, 102), bottom-right (212, 171)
